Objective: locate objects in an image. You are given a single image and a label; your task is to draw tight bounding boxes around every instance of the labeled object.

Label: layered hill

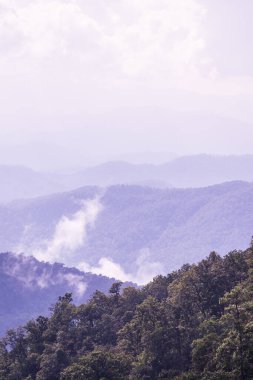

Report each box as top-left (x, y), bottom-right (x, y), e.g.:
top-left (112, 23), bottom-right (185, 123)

top-left (0, 165), bottom-right (63, 203)
top-left (58, 154), bottom-right (253, 189)
top-left (3, 155), bottom-right (253, 202)
top-left (0, 252), bottom-right (133, 335)
top-left (0, 182), bottom-right (253, 280)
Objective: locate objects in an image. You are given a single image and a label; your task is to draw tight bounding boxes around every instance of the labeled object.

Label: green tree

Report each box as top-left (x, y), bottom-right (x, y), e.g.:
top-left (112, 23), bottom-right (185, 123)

top-left (61, 349), bottom-right (131, 380)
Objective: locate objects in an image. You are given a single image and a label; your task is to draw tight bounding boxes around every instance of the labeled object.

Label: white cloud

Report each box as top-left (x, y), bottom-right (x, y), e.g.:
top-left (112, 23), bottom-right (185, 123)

top-left (80, 258), bottom-right (131, 282)
top-left (0, 0), bottom-right (252, 152)
top-left (1, 0), bottom-right (251, 99)
top-left (103, 0), bottom-right (208, 79)
top-left (0, 1), bottom-right (100, 57)
top-left (32, 197), bottom-right (102, 264)
top-left (59, 273), bottom-right (87, 298)
top-left (79, 249), bottom-right (164, 285)
top-left (0, 0), bottom-right (211, 87)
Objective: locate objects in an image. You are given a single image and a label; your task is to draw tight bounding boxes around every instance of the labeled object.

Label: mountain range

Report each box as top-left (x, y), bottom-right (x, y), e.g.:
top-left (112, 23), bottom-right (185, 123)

top-left (3, 154), bottom-right (253, 202)
top-left (62, 154), bottom-right (253, 189)
top-left (0, 181), bottom-right (253, 283)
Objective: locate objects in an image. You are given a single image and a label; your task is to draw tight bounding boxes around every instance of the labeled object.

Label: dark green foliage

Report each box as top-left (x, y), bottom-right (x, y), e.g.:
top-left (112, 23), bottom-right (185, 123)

top-left (61, 350), bottom-right (132, 380)
top-left (1, 247), bottom-right (253, 379)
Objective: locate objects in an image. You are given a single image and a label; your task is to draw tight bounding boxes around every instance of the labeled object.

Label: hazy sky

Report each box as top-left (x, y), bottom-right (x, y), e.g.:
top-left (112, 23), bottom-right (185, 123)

top-left (0, 0), bottom-right (253, 169)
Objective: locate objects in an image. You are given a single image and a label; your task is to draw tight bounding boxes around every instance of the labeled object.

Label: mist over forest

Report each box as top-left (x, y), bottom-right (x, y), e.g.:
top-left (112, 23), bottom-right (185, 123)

top-left (1, 0), bottom-right (253, 378)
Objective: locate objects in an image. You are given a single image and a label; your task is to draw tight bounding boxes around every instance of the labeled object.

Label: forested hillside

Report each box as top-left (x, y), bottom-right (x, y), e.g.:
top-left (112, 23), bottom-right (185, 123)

top-left (0, 252), bottom-right (134, 336)
top-left (1, 246), bottom-right (253, 379)
top-left (1, 182), bottom-right (253, 275)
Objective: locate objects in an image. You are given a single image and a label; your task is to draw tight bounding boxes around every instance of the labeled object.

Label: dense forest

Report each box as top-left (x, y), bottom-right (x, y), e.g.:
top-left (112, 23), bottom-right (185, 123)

top-left (1, 245), bottom-right (253, 379)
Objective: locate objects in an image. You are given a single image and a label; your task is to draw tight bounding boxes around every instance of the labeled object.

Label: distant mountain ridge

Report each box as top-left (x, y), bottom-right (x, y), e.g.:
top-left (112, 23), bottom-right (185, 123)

top-left (3, 154), bottom-right (253, 202)
top-left (58, 154), bottom-right (253, 189)
top-left (0, 165), bottom-right (63, 203)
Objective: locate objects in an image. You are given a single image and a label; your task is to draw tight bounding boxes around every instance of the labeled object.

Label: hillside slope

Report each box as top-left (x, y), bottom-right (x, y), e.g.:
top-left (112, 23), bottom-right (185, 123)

top-left (0, 252), bottom-right (133, 335)
top-left (0, 182), bottom-right (253, 279)
top-left (0, 247), bottom-right (252, 379)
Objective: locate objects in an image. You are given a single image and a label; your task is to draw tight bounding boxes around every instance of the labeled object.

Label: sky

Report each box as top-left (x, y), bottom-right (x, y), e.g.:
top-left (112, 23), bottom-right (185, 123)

top-left (0, 0), bottom-right (253, 169)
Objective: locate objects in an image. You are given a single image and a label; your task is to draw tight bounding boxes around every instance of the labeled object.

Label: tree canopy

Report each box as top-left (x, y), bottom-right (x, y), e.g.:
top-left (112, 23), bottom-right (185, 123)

top-left (1, 247), bottom-right (253, 379)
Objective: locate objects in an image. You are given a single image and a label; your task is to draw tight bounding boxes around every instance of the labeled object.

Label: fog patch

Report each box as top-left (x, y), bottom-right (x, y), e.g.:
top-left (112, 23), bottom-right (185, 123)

top-left (31, 197), bottom-right (102, 264)
top-left (79, 249), bottom-right (164, 285)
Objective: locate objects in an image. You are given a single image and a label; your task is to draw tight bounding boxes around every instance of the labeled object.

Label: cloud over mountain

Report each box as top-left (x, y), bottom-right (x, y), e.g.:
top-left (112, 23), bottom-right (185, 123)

top-left (32, 197), bottom-right (102, 264)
